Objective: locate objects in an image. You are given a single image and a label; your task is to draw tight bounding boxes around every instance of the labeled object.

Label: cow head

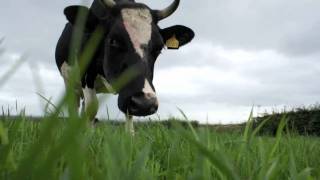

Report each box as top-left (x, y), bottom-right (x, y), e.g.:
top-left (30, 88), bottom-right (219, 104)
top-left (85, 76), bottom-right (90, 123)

top-left (64, 0), bottom-right (194, 116)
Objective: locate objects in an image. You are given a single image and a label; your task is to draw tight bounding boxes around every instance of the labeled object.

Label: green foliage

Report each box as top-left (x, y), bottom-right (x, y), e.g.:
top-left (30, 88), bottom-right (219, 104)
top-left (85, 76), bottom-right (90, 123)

top-left (0, 116), bottom-right (320, 179)
top-left (254, 105), bottom-right (320, 136)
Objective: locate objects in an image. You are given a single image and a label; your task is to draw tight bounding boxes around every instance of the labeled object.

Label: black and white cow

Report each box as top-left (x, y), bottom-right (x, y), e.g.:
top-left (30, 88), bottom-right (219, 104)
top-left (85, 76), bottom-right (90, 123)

top-left (55, 0), bottom-right (194, 132)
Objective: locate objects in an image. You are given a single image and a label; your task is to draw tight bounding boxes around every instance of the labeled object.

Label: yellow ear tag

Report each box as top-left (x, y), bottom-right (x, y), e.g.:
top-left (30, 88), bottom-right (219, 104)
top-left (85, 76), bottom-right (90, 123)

top-left (166, 35), bottom-right (179, 49)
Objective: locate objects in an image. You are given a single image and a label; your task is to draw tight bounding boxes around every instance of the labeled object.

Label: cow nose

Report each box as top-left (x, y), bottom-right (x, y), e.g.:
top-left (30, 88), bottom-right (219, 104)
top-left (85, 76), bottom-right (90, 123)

top-left (128, 92), bottom-right (158, 116)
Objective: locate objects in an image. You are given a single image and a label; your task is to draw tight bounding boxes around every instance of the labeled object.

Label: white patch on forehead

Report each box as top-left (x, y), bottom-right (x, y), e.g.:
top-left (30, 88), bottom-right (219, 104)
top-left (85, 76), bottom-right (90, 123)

top-left (121, 8), bottom-right (152, 58)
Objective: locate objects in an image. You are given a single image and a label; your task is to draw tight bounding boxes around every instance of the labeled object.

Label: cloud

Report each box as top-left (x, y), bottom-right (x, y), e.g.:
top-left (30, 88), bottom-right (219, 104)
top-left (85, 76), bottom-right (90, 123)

top-left (156, 0), bottom-right (320, 56)
top-left (279, 22), bottom-right (320, 56)
top-left (154, 41), bottom-right (320, 111)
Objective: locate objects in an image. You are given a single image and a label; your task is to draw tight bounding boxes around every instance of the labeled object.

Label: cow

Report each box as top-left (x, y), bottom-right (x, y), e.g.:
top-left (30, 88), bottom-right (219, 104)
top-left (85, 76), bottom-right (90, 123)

top-left (55, 0), bottom-right (194, 134)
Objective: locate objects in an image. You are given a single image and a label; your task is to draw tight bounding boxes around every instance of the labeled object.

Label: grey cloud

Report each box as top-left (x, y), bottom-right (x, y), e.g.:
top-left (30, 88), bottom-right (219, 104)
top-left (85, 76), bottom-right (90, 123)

top-left (161, 77), bottom-right (319, 108)
top-left (0, 0), bottom-right (83, 68)
top-left (154, 41), bottom-right (223, 69)
top-left (166, 0), bottom-right (320, 56)
top-left (279, 22), bottom-right (320, 56)
top-left (2, 0), bottom-right (319, 65)
top-left (154, 45), bottom-right (320, 108)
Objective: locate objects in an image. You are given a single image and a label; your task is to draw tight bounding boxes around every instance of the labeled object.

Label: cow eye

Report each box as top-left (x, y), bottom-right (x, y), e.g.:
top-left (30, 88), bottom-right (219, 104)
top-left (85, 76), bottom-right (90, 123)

top-left (110, 39), bottom-right (120, 47)
top-left (110, 39), bottom-right (121, 48)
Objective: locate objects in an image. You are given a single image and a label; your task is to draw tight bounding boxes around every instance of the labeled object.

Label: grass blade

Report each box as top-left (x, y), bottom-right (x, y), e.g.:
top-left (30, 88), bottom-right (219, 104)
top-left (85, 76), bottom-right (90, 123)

top-left (183, 131), bottom-right (240, 180)
top-left (269, 115), bottom-right (287, 158)
top-left (177, 107), bottom-right (199, 141)
top-left (243, 106), bottom-right (254, 143)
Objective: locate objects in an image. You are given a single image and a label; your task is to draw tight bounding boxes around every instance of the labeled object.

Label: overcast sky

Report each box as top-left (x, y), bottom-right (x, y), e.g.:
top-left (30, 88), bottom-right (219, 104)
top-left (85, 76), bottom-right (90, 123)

top-left (0, 0), bottom-right (319, 124)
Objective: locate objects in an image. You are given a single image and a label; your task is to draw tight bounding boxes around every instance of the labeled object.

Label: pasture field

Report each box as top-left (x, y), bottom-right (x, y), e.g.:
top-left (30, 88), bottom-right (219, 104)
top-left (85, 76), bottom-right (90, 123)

top-left (0, 115), bottom-right (319, 180)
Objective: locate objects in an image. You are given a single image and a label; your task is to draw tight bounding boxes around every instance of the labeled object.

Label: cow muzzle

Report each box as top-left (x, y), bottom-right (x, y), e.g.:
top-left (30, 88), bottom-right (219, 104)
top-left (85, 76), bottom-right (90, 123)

top-left (119, 92), bottom-right (158, 116)
top-left (129, 92), bottom-right (158, 116)
top-left (118, 79), bottom-right (159, 116)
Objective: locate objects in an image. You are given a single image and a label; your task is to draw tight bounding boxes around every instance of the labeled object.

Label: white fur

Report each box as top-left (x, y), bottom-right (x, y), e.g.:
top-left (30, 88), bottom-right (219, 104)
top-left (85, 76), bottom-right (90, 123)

top-left (121, 8), bottom-right (152, 58)
top-left (60, 62), bottom-right (71, 84)
top-left (60, 62), bottom-right (82, 108)
top-left (142, 79), bottom-right (156, 96)
top-left (83, 86), bottom-right (98, 119)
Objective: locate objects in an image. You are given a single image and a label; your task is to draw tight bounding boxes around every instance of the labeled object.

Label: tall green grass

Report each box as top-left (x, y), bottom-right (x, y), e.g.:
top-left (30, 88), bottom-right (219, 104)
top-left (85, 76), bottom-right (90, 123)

top-left (0, 115), bottom-right (320, 179)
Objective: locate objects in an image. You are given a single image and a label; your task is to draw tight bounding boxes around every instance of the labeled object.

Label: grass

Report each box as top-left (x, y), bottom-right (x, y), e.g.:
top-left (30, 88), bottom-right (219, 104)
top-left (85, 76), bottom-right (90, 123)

top-left (0, 114), bottom-right (319, 179)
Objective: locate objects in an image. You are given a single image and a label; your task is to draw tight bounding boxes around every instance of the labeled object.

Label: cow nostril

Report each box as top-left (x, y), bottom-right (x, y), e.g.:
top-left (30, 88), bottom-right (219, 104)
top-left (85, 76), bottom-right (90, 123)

top-left (150, 106), bottom-right (157, 113)
top-left (120, 64), bottom-right (128, 73)
top-left (129, 94), bottom-right (143, 110)
top-left (129, 99), bottom-right (139, 110)
top-left (130, 96), bottom-right (140, 106)
top-left (145, 93), bottom-right (156, 99)
top-left (127, 92), bottom-right (158, 116)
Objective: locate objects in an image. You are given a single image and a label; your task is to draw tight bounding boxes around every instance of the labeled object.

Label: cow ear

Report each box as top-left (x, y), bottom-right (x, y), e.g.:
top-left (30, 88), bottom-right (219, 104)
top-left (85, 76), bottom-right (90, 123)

top-left (161, 25), bottom-right (195, 49)
top-left (64, 5), bottom-right (99, 32)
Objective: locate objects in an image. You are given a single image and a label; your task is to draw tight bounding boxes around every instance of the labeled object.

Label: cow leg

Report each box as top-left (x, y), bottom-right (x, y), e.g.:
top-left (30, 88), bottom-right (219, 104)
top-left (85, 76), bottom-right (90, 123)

top-left (125, 114), bottom-right (135, 136)
top-left (60, 62), bottom-right (81, 113)
top-left (82, 86), bottom-right (99, 122)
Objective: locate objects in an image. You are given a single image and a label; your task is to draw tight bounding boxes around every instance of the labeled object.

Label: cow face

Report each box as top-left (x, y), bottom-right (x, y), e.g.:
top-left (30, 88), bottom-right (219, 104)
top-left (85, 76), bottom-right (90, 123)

top-left (64, 0), bottom-right (194, 116)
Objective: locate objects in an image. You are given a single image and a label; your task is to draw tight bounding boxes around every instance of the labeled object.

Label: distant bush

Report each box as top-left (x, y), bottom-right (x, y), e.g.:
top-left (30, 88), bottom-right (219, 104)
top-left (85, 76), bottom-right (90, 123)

top-left (160, 117), bottom-right (199, 128)
top-left (253, 104), bottom-right (320, 136)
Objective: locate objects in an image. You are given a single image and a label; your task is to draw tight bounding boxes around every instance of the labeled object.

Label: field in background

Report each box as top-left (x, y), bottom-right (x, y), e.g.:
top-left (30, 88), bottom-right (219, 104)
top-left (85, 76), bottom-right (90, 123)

top-left (0, 114), bottom-right (320, 179)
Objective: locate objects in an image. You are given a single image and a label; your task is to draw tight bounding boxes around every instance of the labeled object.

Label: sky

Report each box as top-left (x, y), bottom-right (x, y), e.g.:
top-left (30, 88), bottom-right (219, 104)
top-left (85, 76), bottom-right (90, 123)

top-left (0, 0), bottom-right (319, 124)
